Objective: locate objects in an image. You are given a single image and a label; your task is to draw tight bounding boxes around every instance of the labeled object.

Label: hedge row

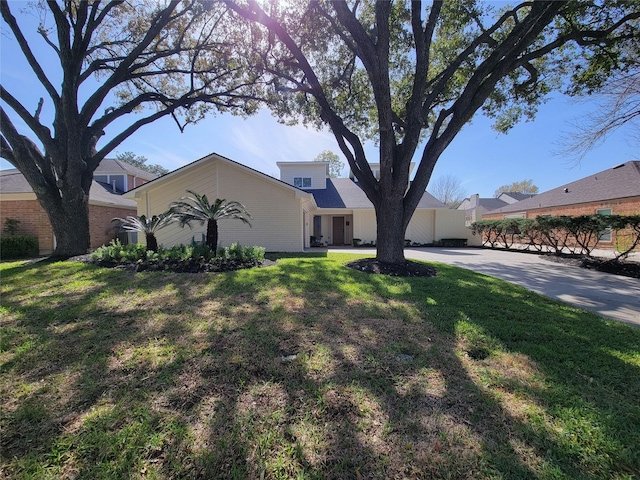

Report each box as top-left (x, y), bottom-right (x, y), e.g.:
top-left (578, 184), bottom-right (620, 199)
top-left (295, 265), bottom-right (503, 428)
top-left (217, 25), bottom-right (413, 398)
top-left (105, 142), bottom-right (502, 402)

top-left (0, 236), bottom-right (39, 259)
top-left (471, 215), bottom-right (640, 260)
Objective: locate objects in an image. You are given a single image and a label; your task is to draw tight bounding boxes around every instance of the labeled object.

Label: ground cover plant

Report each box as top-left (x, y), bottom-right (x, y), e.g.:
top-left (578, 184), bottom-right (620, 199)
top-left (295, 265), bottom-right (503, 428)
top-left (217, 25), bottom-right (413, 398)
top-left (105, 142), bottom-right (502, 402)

top-left (90, 240), bottom-right (266, 273)
top-left (1, 253), bottom-right (639, 479)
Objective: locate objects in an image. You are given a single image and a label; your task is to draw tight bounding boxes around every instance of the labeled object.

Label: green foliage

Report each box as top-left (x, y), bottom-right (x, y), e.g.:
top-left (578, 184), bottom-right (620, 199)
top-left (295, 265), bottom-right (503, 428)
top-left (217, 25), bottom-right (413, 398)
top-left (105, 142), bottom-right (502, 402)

top-left (91, 240), bottom-right (265, 265)
top-left (0, 236), bottom-right (38, 259)
top-left (216, 242), bottom-right (265, 262)
top-left (3, 218), bottom-right (21, 236)
top-left (115, 152), bottom-right (168, 176)
top-left (2, 254), bottom-right (640, 478)
top-left (471, 215), bottom-right (640, 257)
top-left (112, 213), bottom-right (175, 253)
top-left (313, 150), bottom-right (345, 178)
top-left (494, 179), bottom-right (539, 197)
top-left (170, 191), bottom-right (253, 251)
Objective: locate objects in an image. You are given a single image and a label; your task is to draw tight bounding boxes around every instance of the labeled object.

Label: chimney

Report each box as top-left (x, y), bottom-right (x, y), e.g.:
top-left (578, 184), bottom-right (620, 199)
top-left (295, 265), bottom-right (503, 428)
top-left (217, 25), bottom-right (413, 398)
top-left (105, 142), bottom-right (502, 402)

top-left (470, 194), bottom-right (479, 208)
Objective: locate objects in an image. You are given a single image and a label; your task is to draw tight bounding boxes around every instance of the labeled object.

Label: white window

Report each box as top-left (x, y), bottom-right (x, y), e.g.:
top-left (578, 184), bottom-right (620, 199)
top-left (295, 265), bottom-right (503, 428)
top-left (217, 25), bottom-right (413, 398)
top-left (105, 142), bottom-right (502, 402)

top-left (294, 177), bottom-right (312, 188)
top-left (596, 208), bottom-right (612, 241)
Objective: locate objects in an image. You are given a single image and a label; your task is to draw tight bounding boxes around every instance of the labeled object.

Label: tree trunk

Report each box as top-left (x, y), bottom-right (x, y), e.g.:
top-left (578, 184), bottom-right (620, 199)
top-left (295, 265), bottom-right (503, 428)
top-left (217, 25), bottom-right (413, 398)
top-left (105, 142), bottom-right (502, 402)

top-left (146, 233), bottom-right (159, 253)
top-left (42, 193), bottom-right (91, 258)
top-left (206, 219), bottom-right (219, 253)
top-left (375, 196), bottom-right (408, 264)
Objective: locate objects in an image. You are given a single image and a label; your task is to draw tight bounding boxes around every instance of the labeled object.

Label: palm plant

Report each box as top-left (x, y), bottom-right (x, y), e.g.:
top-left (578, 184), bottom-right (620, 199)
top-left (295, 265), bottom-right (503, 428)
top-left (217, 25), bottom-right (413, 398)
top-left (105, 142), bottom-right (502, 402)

top-left (112, 213), bottom-right (175, 253)
top-left (169, 191), bottom-right (252, 252)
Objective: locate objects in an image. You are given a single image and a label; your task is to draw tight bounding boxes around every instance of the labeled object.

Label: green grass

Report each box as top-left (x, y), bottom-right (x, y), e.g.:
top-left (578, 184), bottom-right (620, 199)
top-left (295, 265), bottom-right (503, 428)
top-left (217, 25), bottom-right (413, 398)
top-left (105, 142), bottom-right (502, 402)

top-left (1, 254), bottom-right (639, 479)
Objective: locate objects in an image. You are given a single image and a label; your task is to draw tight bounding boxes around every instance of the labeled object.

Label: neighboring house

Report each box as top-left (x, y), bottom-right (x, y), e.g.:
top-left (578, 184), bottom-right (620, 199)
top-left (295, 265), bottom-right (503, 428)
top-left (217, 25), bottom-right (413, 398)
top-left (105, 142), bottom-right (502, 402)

top-left (483, 160), bottom-right (640, 247)
top-left (124, 153), bottom-right (472, 252)
top-left (0, 160), bottom-right (156, 255)
top-left (93, 158), bottom-right (158, 193)
top-left (457, 192), bottom-right (535, 226)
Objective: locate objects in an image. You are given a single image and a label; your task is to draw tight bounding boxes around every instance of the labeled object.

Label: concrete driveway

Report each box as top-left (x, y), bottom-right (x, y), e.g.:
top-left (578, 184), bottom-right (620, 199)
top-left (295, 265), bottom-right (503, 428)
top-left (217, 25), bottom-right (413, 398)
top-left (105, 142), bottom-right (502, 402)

top-left (328, 247), bottom-right (640, 326)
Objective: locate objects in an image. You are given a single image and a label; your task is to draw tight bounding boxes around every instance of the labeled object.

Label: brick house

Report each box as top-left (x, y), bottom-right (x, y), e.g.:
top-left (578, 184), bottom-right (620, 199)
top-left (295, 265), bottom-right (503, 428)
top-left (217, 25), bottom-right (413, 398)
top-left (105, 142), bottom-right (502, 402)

top-left (0, 160), bottom-right (156, 255)
top-left (483, 161), bottom-right (640, 249)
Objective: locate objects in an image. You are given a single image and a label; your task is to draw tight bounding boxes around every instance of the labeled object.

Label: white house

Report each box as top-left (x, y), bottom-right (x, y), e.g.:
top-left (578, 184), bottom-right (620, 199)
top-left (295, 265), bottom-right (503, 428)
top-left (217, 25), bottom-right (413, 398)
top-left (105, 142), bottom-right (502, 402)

top-left (124, 152), bottom-right (472, 251)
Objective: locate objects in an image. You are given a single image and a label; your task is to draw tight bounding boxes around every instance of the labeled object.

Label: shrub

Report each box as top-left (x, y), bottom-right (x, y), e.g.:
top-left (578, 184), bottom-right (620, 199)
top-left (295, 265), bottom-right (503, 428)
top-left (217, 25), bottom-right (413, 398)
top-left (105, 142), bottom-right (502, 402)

top-left (0, 236), bottom-right (39, 259)
top-left (3, 218), bottom-right (21, 236)
top-left (91, 240), bottom-right (265, 270)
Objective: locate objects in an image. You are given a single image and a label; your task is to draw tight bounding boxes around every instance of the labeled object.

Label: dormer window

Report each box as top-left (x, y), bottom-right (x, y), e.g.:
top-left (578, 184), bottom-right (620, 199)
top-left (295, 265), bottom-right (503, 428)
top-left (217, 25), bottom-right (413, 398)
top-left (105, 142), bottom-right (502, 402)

top-left (294, 177), bottom-right (312, 188)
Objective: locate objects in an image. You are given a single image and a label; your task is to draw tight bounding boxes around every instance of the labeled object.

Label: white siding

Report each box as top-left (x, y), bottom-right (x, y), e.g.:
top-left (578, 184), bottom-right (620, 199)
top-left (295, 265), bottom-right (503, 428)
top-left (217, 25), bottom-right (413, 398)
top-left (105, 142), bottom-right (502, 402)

top-left (278, 163), bottom-right (327, 189)
top-left (406, 210), bottom-right (435, 244)
top-left (136, 157), bottom-right (306, 252)
top-left (353, 210), bottom-right (377, 244)
top-left (434, 209), bottom-right (473, 241)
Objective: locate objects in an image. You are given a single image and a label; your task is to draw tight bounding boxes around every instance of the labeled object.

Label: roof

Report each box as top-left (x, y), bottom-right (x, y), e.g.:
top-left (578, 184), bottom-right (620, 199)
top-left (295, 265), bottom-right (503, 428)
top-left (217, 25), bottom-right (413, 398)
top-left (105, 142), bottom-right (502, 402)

top-left (308, 178), bottom-right (447, 209)
top-left (500, 191), bottom-right (537, 201)
top-left (0, 169), bottom-right (136, 208)
top-left (488, 161), bottom-right (640, 214)
top-left (125, 152), bottom-right (315, 202)
top-left (477, 198), bottom-right (509, 211)
top-left (95, 158), bottom-right (158, 180)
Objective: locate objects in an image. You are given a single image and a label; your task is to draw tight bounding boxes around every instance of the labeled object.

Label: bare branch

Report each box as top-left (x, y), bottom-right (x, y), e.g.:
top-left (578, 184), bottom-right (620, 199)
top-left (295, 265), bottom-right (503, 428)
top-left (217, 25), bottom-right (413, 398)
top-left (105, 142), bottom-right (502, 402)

top-left (0, 1), bottom-right (60, 103)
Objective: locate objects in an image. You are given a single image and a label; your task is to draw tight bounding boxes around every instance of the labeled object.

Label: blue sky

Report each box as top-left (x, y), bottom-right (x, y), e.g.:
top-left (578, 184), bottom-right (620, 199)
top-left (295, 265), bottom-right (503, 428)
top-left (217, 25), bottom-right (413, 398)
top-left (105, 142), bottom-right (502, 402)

top-left (2, 6), bottom-right (638, 199)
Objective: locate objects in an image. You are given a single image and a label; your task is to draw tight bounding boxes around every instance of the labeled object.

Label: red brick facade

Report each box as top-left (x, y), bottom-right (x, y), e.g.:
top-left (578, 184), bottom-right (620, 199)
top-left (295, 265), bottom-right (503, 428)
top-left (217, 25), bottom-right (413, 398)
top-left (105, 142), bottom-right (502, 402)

top-left (1, 199), bottom-right (136, 255)
top-left (483, 195), bottom-right (640, 249)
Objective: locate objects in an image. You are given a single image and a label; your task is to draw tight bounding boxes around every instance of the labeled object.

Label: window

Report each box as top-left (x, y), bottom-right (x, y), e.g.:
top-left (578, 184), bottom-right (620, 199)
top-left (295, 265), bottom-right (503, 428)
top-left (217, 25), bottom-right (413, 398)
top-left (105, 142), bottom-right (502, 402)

top-left (596, 208), bottom-right (612, 241)
top-left (294, 177), bottom-right (312, 188)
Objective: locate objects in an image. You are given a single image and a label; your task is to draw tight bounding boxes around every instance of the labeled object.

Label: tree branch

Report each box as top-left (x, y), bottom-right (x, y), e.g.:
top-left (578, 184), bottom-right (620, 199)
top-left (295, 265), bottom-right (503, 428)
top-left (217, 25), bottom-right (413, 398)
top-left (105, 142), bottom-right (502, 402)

top-left (1, 1), bottom-right (60, 103)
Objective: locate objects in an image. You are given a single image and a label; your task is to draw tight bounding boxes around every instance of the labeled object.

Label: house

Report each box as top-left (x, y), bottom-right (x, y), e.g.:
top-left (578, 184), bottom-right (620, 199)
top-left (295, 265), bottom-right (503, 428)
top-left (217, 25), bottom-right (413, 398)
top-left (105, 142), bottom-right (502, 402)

top-left (457, 192), bottom-right (536, 226)
top-left (483, 160), bottom-right (640, 246)
top-left (124, 152), bottom-right (472, 252)
top-left (0, 160), bottom-right (156, 255)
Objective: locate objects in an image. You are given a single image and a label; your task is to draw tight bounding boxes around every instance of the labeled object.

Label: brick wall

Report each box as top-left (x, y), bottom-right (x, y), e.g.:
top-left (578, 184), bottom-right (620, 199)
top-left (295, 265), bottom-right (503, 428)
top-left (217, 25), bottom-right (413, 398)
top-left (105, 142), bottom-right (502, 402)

top-left (483, 196), bottom-right (640, 250)
top-left (89, 204), bottom-right (137, 249)
top-left (1, 200), bottom-right (136, 254)
top-left (0, 200), bottom-right (55, 254)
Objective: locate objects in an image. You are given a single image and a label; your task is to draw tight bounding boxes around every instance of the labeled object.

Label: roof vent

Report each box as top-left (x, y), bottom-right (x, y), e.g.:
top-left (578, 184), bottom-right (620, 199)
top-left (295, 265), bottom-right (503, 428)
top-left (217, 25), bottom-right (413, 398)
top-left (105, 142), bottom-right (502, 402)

top-left (564, 188), bottom-right (569, 193)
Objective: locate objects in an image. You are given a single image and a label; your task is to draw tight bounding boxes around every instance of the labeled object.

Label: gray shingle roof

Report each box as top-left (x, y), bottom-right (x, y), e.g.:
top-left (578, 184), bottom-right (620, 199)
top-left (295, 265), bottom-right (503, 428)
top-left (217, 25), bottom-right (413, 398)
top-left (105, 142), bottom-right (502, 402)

top-left (95, 158), bottom-right (158, 180)
top-left (0, 169), bottom-right (136, 208)
top-left (488, 161), bottom-right (640, 214)
top-left (501, 191), bottom-right (537, 201)
top-left (478, 198), bottom-right (508, 211)
top-left (308, 178), bottom-right (447, 209)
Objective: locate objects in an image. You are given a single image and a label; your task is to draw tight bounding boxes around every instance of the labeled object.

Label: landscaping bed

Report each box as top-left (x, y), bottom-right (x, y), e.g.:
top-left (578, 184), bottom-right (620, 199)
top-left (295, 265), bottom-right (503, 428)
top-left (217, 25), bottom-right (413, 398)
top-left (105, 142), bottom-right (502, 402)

top-left (541, 252), bottom-right (640, 278)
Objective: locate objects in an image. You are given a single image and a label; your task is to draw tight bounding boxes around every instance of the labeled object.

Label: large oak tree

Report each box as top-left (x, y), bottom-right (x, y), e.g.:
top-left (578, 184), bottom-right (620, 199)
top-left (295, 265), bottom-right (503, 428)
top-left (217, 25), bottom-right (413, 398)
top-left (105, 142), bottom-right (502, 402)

top-left (225, 0), bottom-right (640, 264)
top-left (1, 0), bottom-right (262, 258)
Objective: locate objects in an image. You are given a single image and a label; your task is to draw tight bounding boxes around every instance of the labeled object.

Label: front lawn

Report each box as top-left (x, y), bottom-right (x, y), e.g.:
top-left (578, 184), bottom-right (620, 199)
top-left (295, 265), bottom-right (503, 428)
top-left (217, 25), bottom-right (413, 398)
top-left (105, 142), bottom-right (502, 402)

top-left (1, 254), bottom-right (638, 479)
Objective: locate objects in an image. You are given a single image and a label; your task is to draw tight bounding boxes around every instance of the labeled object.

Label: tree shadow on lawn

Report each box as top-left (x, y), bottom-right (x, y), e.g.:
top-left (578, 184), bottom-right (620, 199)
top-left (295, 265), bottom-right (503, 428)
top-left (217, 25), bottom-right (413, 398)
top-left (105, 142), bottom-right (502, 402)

top-left (1, 257), bottom-right (639, 478)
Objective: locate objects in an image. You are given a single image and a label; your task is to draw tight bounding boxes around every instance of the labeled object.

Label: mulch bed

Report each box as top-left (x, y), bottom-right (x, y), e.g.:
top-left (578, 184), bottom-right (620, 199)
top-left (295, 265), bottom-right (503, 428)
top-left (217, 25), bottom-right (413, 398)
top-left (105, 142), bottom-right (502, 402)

top-left (541, 253), bottom-right (640, 279)
top-left (345, 258), bottom-right (437, 277)
top-left (68, 254), bottom-right (277, 273)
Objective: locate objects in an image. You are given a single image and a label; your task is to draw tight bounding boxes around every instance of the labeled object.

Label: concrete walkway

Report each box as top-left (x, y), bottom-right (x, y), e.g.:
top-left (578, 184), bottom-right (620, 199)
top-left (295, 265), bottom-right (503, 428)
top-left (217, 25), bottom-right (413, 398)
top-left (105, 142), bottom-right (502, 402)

top-left (326, 247), bottom-right (640, 326)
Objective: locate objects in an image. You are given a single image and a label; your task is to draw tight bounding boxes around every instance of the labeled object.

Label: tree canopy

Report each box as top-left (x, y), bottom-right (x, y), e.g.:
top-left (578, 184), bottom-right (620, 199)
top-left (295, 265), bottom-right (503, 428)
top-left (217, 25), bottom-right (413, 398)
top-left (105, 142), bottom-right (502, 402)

top-left (115, 152), bottom-right (169, 176)
top-left (313, 150), bottom-right (345, 178)
top-left (494, 179), bottom-right (539, 198)
top-left (225, 0), bottom-right (640, 264)
top-left (1, 0), bottom-right (262, 257)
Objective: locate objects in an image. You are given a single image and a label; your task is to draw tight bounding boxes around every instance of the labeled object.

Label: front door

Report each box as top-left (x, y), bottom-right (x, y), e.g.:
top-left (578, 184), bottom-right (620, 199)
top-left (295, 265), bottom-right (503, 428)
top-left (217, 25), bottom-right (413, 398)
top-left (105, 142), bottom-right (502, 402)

top-left (332, 216), bottom-right (345, 245)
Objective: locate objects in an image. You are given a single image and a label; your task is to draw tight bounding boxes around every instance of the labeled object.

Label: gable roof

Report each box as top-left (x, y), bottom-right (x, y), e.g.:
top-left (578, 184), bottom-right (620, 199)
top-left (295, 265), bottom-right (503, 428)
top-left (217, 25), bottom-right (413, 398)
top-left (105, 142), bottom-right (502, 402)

top-left (487, 161), bottom-right (640, 214)
top-left (124, 152), bottom-right (315, 201)
top-left (95, 158), bottom-right (158, 180)
top-left (0, 169), bottom-right (136, 208)
top-left (308, 178), bottom-right (447, 209)
top-left (499, 191), bottom-right (537, 202)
